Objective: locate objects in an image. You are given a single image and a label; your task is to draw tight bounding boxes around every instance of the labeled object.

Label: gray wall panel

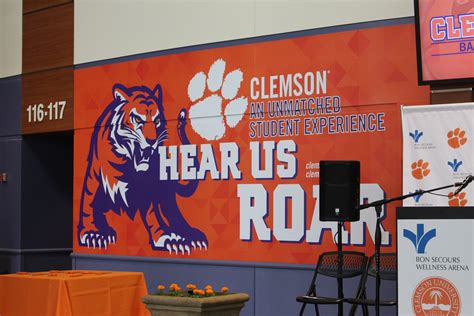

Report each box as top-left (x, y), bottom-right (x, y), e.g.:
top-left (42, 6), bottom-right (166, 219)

top-left (0, 76), bottom-right (21, 136)
top-left (255, 267), bottom-right (315, 316)
top-left (73, 256), bottom-right (398, 316)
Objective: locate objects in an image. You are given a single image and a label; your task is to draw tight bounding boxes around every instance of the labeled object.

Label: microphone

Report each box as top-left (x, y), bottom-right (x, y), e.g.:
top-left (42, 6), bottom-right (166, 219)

top-left (454, 175), bottom-right (474, 195)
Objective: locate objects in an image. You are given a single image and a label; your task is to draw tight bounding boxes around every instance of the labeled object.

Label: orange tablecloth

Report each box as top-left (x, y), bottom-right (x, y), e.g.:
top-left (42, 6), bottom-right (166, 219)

top-left (0, 270), bottom-right (150, 316)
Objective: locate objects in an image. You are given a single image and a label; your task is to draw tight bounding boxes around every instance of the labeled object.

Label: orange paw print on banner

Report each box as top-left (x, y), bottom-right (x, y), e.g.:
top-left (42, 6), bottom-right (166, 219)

top-left (411, 159), bottom-right (430, 180)
top-left (448, 192), bottom-right (468, 207)
top-left (447, 128), bottom-right (467, 149)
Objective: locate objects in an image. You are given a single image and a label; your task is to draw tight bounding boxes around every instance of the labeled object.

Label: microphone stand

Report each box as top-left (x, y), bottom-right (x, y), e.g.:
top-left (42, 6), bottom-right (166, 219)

top-left (357, 179), bottom-right (468, 316)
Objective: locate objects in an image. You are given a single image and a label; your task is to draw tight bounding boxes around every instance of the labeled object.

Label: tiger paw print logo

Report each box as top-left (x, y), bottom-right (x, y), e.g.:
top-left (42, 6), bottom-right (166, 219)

top-left (448, 192), bottom-right (468, 207)
top-left (413, 277), bottom-right (460, 316)
top-left (447, 128), bottom-right (467, 149)
top-left (411, 159), bottom-right (430, 180)
top-left (188, 58), bottom-right (248, 141)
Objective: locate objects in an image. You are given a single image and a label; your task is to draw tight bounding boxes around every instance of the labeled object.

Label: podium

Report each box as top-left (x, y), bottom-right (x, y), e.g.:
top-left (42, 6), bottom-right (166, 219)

top-left (397, 207), bottom-right (474, 316)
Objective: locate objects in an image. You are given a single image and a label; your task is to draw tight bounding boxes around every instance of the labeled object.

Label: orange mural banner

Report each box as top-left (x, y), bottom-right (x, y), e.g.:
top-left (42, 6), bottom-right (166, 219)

top-left (74, 23), bottom-right (429, 264)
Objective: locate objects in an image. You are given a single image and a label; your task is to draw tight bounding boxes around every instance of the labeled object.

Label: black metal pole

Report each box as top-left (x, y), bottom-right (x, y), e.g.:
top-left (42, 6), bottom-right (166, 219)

top-left (337, 221), bottom-right (344, 316)
top-left (374, 205), bottom-right (382, 316)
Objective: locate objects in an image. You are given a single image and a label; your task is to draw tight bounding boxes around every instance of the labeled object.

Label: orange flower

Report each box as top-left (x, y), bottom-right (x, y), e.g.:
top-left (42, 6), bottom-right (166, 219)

top-left (205, 289), bottom-right (214, 296)
top-left (204, 285), bottom-right (213, 290)
top-left (170, 283), bottom-right (179, 291)
top-left (221, 287), bottom-right (229, 293)
top-left (186, 284), bottom-right (197, 290)
top-left (157, 285), bottom-right (165, 291)
top-left (194, 289), bottom-right (205, 296)
top-left (176, 286), bottom-right (182, 292)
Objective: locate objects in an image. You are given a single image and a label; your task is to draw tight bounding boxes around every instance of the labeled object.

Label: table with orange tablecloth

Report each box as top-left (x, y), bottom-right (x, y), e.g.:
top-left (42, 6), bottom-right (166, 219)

top-left (0, 270), bottom-right (150, 316)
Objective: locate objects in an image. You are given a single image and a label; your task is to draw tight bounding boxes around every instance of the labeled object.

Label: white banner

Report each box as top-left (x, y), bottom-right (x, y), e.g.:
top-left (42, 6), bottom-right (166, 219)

top-left (401, 103), bottom-right (474, 206)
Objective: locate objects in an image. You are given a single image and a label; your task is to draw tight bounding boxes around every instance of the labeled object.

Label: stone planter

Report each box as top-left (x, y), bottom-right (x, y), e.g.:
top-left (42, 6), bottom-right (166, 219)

top-left (142, 293), bottom-right (249, 316)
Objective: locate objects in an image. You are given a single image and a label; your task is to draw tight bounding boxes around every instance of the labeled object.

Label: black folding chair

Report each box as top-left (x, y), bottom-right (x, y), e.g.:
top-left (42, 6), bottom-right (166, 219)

top-left (347, 253), bottom-right (397, 315)
top-left (297, 251), bottom-right (368, 316)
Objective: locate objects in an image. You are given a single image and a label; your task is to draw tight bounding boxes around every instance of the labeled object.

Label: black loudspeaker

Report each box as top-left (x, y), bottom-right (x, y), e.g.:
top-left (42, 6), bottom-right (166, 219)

top-left (319, 160), bottom-right (360, 222)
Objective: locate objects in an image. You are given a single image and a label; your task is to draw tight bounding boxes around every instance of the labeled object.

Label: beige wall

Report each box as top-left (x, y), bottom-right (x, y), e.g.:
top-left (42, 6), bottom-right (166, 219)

top-left (0, 0), bottom-right (416, 74)
top-left (0, 0), bottom-right (22, 78)
top-left (74, 0), bottom-right (414, 65)
top-left (0, 0), bottom-right (415, 76)
top-left (255, 0), bottom-right (413, 35)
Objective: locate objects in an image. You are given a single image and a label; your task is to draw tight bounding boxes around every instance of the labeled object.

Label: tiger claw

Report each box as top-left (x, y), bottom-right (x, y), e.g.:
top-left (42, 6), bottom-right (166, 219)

top-left (151, 231), bottom-right (207, 254)
top-left (80, 231), bottom-right (116, 249)
top-left (81, 233), bottom-right (88, 247)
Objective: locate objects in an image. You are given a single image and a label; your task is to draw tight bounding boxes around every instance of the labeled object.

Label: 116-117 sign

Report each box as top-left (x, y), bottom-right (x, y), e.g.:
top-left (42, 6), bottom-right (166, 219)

top-left (26, 101), bottom-right (67, 123)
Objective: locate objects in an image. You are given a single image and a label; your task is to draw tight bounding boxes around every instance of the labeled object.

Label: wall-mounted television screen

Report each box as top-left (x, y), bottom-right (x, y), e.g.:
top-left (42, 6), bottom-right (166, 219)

top-left (415, 0), bottom-right (474, 85)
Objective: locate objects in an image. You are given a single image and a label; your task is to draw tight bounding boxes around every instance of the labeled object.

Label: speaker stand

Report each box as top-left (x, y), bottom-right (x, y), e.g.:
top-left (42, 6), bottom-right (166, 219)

top-left (336, 221), bottom-right (344, 316)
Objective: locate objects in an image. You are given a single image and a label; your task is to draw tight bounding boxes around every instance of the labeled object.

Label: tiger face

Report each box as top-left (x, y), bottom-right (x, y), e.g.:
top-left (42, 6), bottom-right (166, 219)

top-left (110, 84), bottom-right (167, 172)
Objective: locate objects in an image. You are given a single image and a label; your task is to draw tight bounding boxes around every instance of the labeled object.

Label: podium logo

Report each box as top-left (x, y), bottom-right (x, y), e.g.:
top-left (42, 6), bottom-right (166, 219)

top-left (411, 159), bottom-right (431, 180)
top-left (447, 159), bottom-right (463, 172)
top-left (409, 130), bottom-right (424, 143)
top-left (403, 224), bottom-right (436, 254)
top-left (412, 277), bottom-right (460, 316)
top-left (447, 128), bottom-right (467, 149)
